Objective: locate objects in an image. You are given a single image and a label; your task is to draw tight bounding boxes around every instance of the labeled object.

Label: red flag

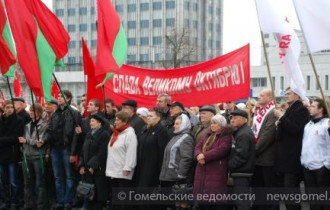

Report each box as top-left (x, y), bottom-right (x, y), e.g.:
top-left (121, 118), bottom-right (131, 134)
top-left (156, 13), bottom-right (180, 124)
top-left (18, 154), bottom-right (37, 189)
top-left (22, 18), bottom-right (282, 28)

top-left (5, 0), bottom-right (43, 97)
top-left (51, 80), bottom-right (59, 98)
top-left (82, 38), bottom-right (104, 114)
top-left (13, 71), bottom-right (23, 97)
top-left (37, 96), bottom-right (45, 106)
top-left (0, 89), bottom-right (5, 107)
top-left (25, 0), bottom-right (70, 61)
top-left (0, 1), bottom-right (15, 75)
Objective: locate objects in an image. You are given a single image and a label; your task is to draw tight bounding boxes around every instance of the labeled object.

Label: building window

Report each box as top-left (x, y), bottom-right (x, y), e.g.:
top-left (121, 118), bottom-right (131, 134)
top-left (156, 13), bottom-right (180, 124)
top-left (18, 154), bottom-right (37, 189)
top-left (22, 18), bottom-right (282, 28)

top-left (153, 19), bottom-right (162, 27)
top-left (184, 19), bottom-right (190, 27)
top-left (127, 54), bottom-right (136, 62)
top-left (184, 1), bottom-right (190, 10)
top-left (140, 3), bottom-right (149, 11)
top-left (208, 6), bottom-right (213, 14)
top-left (68, 8), bottom-right (75, 16)
top-left (216, 41), bottom-right (220, 48)
top-left (166, 1), bottom-right (175, 9)
top-left (208, 23), bottom-right (213, 31)
top-left (91, 23), bottom-right (97, 31)
top-left (251, 78), bottom-right (267, 87)
top-left (68, 57), bottom-right (76, 64)
top-left (91, 7), bottom-right (95, 15)
top-left (79, 24), bottom-right (87, 32)
top-left (127, 21), bottom-right (136, 29)
top-left (140, 37), bottom-right (149, 45)
top-left (115, 5), bottom-right (123, 12)
top-left (69, 41), bottom-right (76, 49)
top-left (166, 18), bottom-right (175, 27)
top-left (326, 75), bottom-right (329, 90)
top-left (127, 4), bottom-right (136, 12)
top-left (216, 7), bottom-right (220, 15)
top-left (316, 76), bottom-right (320, 90)
top-left (153, 36), bottom-right (162, 45)
top-left (140, 54), bottom-right (149, 61)
top-left (91, 40), bottom-right (97, 49)
top-left (153, 2), bottom-right (162, 10)
top-left (56, 9), bottom-right (64, 17)
top-left (216, 24), bottom-right (220, 33)
top-left (280, 76), bottom-right (284, 90)
top-left (140, 20), bottom-right (149, 29)
top-left (155, 53), bottom-right (162, 61)
top-left (79, 7), bottom-right (87, 15)
top-left (193, 21), bottom-right (198, 29)
top-left (127, 38), bottom-right (136, 46)
top-left (306, 75), bottom-right (310, 90)
top-left (193, 3), bottom-right (198, 11)
top-left (68, 24), bottom-right (76, 32)
top-left (208, 40), bottom-right (212, 48)
top-left (166, 53), bottom-right (172, 60)
top-left (272, 77), bottom-right (276, 89)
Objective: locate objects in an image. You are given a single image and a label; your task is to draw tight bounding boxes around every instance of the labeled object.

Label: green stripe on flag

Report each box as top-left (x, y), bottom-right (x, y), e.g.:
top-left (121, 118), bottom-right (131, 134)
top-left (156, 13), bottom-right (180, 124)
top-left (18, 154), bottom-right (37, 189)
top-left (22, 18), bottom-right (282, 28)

top-left (112, 25), bottom-right (127, 67)
top-left (35, 26), bottom-right (56, 102)
top-left (2, 21), bottom-right (16, 77)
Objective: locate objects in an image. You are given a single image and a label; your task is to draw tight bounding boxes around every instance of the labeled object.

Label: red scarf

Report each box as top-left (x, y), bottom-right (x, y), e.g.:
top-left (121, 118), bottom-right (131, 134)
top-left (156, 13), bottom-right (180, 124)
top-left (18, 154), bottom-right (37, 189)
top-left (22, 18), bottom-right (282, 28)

top-left (109, 124), bottom-right (130, 147)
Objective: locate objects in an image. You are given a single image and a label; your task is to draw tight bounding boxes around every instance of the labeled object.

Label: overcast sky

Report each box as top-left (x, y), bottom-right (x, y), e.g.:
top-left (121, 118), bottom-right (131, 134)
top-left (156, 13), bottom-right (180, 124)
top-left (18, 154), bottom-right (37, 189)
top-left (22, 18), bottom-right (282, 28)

top-left (41, 0), bottom-right (299, 65)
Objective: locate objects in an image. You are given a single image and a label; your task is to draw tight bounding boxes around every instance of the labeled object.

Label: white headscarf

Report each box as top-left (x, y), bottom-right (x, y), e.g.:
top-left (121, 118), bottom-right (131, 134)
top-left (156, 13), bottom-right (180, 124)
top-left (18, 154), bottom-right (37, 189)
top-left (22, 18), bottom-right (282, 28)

top-left (174, 113), bottom-right (191, 133)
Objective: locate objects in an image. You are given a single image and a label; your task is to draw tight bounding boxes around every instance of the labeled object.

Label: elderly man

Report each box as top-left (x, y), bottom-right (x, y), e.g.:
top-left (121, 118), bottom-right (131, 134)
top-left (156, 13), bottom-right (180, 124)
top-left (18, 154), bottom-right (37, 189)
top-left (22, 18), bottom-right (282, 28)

top-left (229, 109), bottom-right (255, 210)
top-left (192, 105), bottom-right (217, 144)
top-left (43, 98), bottom-right (58, 123)
top-left (156, 93), bottom-right (171, 125)
top-left (122, 99), bottom-right (146, 136)
top-left (274, 87), bottom-right (310, 210)
top-left (12, 97), bottom-right (30, 124)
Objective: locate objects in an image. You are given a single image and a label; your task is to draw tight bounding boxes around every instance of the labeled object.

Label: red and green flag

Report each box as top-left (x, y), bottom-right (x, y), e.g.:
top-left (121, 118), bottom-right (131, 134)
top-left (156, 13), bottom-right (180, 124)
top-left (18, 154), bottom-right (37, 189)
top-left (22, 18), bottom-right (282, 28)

top-left (96, 0), bottom-right (127, 82)
top-left (0, 0), bottom-right (15, 77)
top-left (5, 0), bottom-right (69, 102)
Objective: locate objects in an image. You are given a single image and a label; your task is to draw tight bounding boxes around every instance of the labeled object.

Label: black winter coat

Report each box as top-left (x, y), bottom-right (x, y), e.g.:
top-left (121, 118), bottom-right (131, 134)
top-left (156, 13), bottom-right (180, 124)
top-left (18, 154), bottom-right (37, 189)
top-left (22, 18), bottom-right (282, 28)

top-left (228, 124), bottom-right (255, 176)
top-left (0, 114), bottom-right (25, 163)
top-left (129, 114), bottom-right (146, 137)
top-left (276, 100), bottom-right (310, 174)
top-left (134, 122), bottom-right (169, 187)
top-left (43, 106), bottom-right (81, 155)
top-left (78, 125), bottom-right (111, 202)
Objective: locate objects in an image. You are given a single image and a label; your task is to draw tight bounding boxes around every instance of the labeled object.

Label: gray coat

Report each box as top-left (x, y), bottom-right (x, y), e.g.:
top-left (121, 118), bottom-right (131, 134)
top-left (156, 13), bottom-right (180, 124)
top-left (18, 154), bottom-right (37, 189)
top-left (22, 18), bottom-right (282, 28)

top-left (22, 119), bottom-right (48, 159)
top-left (255, 109), bottom-right (277, 166)
top-left (159, 130), bottom-right (194, 181)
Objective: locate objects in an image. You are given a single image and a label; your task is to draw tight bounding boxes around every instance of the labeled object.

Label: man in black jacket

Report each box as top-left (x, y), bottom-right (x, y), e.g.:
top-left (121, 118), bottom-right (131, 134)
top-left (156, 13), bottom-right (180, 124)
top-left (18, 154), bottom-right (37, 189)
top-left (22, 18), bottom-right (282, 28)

top-left (121, 100), bottom-right (146, 137)
top-left (0, 100), bottom-right (25, 210)
top-left (229, 109), bottom-right (255, 210)
top-left (12, 97), bottom-right (30, 124)
top-left (274, 87), bottom-right (310, 210)
top-left (41, 90), bottom-right (81, 210)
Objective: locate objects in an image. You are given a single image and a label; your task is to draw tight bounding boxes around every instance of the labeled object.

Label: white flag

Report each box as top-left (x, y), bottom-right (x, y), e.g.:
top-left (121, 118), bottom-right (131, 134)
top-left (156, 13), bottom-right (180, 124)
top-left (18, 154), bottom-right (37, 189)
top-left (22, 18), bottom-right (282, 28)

top-left (255, 0), bottom-right (308, 102)
top-left (293, 0), bottom-right (330, 53)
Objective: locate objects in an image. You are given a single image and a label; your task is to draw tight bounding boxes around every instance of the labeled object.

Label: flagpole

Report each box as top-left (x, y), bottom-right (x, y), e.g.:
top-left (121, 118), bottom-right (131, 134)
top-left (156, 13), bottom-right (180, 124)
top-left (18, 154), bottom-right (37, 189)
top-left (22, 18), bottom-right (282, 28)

top-left (30, 89), bottom-right (40, 140)
top-left (254, 0), bottom-right (276, 101)
top-left (102, 85), bottom-right (107, 117)
top-left (292, 4), bottom-right (330, 116)
top-left (6, 76), bottom-right (17, 114)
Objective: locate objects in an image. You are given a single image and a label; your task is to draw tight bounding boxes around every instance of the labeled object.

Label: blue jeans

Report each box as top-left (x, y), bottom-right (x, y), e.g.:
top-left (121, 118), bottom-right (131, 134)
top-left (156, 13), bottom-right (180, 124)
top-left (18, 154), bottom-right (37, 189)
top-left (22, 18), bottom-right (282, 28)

top-left (0, 163), bottom-right (20, 206)
top-left (50, 148), bottom-right (75, 206)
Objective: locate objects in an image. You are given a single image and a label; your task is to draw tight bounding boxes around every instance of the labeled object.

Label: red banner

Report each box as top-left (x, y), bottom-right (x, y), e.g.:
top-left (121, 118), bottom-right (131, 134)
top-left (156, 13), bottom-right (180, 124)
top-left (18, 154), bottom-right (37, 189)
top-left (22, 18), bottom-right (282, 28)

top-left (105, 44), bottom-right (250, 108)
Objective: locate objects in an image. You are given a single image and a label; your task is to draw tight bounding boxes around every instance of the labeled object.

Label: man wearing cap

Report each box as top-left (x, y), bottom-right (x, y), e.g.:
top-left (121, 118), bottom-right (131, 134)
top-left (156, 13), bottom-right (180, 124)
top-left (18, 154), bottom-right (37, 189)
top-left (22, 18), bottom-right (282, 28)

top-left (222, 101), bottom-right (237, 124)
top-left (12, 97), bottom-right (30, 124)
top-left (43, 98), bottom-right (58, 123)
top-left (228, 109), bottom-right (255, 210)
top-left (122, 99), bottom-right (146, 137)
top-left (167, 101), bottom-right (186, 139)
top-left (192, 105), bottom-right (217, 144)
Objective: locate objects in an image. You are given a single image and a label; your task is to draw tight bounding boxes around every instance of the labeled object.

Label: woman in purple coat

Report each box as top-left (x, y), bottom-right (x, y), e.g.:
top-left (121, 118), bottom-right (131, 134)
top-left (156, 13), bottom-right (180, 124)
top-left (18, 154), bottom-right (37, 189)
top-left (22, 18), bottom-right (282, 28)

top-left (194, 114), bottom-right (233, 209)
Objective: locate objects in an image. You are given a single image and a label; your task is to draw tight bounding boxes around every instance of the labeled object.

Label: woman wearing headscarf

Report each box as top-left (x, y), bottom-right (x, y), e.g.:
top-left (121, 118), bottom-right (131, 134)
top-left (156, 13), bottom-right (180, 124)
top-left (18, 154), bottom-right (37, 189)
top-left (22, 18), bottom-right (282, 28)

top-left (78, 113), bottom-right (111, 210)
top-left (194, 114), bottom-right (233, 209)
top-left (159, 113), bottom-right (194, 209)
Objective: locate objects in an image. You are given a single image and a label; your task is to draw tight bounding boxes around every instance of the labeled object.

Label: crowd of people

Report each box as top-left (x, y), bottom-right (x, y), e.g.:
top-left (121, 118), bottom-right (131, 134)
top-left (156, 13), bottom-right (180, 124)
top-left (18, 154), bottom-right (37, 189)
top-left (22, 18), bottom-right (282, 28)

top-left (0, 88), bottom-right (329, 210)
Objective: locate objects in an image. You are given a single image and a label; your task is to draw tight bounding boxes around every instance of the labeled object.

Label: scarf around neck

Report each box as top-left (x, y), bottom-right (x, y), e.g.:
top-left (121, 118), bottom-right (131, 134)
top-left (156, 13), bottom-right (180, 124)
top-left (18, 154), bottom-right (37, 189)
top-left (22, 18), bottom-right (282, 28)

top-left (109, 123), bottom-right (130, 147)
